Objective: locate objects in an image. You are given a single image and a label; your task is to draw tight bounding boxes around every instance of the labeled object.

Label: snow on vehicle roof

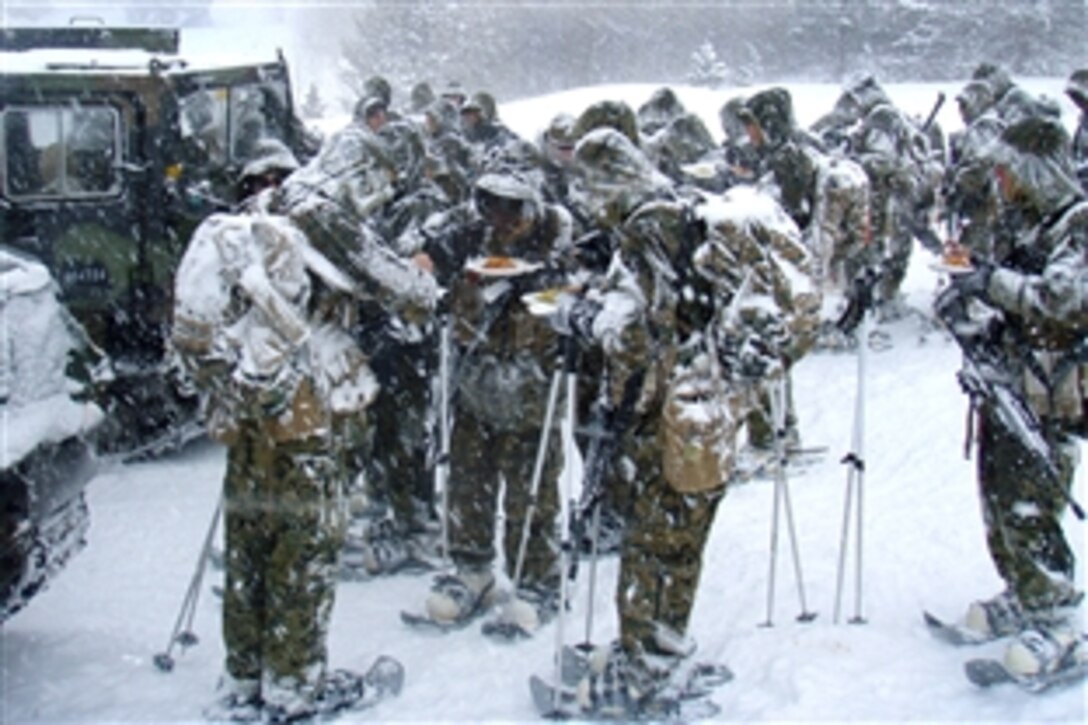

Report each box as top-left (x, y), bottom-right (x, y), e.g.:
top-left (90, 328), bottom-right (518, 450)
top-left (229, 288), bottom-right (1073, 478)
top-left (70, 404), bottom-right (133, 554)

top-left (0, 26), bottom-right (286, 75)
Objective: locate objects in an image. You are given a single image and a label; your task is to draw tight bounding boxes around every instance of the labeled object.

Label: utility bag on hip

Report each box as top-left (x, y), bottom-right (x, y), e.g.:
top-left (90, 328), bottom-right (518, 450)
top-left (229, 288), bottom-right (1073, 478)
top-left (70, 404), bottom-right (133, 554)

top-left (661, 349), bottom-right (735, 494)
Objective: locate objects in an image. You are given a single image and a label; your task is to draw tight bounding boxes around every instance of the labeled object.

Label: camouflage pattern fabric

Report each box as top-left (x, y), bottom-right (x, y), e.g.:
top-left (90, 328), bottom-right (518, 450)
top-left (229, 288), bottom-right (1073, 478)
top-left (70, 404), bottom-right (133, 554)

top-left (440, 193), bottom-right (572, 590)
top-left (853, 104), bottom-right (925, 305)
top-left (975, 407), bottom-right (1079, 613)
top-left (362, 338), bottom-right (435, 533)
top-left (615, 408), bottom-right (726, 655)
top-left (447, 404), bottom-right (561, 589)
top-left (812, 155), bottom-right (872, 290)
top-left (970, 119), bottom-right (1087, 621)
top-left (222, 422), bottom-right (344, 698)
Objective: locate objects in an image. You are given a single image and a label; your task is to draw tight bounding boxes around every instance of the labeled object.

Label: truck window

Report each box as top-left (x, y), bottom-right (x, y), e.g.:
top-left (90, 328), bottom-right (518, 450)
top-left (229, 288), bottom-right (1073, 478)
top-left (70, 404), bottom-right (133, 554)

top-left (229, 82), bottom-right (289, 164)
top-left (179, 87), bottom-right (229, 165)
top-left (2, 105), bottom-right (120, 200)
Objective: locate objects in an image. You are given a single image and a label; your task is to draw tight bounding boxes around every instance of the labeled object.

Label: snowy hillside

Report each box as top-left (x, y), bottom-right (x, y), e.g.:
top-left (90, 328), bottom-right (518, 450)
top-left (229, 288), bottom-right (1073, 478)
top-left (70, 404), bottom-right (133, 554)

top-left (2, 79), bottom-right (1085, 722)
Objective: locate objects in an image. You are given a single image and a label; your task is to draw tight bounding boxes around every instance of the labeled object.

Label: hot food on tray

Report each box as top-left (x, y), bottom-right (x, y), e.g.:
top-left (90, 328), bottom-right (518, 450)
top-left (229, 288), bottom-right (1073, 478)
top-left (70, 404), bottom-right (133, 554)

top-left (482, 256), bottom-right (517, 269)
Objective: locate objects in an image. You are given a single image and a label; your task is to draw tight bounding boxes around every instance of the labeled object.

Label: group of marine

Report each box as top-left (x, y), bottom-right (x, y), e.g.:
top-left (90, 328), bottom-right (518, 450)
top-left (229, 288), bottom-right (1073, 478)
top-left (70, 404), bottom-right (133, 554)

top-left (171, 64), bottom-right (1088, 719)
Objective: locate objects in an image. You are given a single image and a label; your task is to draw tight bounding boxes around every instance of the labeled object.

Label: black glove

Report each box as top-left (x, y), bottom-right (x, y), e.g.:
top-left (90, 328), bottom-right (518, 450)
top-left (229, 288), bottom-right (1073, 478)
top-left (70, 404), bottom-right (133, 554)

top-left (949, 260), bottom-right (993, 301)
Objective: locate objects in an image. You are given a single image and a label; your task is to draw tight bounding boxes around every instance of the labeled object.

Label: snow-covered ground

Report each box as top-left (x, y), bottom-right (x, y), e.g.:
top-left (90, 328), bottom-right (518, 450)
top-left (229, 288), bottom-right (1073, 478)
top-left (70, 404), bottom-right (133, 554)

top-left (2, 79), bottom-right (1085, 722)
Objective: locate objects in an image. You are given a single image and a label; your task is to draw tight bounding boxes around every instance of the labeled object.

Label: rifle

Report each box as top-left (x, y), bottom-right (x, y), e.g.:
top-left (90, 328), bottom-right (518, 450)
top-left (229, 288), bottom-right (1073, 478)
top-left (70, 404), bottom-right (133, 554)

top-left (934, 286), bottom-right (1085, 520)
top-left (921, 92), bottom-right (946, 134)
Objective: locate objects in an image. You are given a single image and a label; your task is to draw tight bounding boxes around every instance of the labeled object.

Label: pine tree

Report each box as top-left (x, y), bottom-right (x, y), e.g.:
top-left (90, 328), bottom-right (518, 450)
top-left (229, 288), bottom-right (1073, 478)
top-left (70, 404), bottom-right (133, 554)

top-left (688, 41), bottom-right (728, 89)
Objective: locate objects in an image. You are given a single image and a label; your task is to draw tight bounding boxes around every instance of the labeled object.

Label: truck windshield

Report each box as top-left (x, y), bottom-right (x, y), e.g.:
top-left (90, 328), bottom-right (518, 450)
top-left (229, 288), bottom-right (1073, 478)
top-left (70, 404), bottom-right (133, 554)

top-left (2, 105), bottom-right (120, 200)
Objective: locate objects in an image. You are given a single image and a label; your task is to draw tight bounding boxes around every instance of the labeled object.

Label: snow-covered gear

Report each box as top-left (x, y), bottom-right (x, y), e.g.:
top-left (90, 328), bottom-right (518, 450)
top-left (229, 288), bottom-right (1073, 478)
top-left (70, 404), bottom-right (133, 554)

top-left (636, 87), bottom-right (686, 136)
top-left (565, 129), bottom-right (818, 663)
top-left (1003, 624), bottom-right (1083, 678)
top-left (530, 641), bottom-right (732, 720)
top-left (964, 628), bottom-right (1088, 693)
top-left (572, 99), bottom-right (641, 147)
top-left (946, 99), bottom-right (1088, 637)
top-left (964, 590), bottom-right (1027, 640)
top-left (483, 584), bottom-right (561, 641)
top-left (261, 657), bottom-right (404, 722)
top-left (203, 674), bottom-right (261, 722)
top-left (422, 569), bottom-right (497, 627)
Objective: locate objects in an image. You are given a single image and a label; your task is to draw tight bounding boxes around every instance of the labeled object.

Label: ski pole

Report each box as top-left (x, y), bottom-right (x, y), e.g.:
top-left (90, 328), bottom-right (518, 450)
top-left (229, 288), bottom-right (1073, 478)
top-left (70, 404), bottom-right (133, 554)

top-left (551, 336), bottom-right (579, 712)
top-left (436, 313), bottom-right (452, 568)
top-left (761, 376), bottom-right (817, 626)
top-left (510, 363), bottom-right (564, 590)
top-left (774, 376), bottom-right (817, 623)
top-left (581, 498), bottom-right (602, 648)
top-left (834, 305), bottom-right (869, 625)
top-left (154, 493), bottom-right (223, 672)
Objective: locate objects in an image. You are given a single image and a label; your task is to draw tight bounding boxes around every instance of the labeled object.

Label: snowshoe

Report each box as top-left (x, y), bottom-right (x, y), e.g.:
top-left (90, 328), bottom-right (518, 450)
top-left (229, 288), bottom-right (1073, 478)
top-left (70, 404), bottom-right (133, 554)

top-left (202, 677), bottom-right (261, 722)
top-left (481, 585), bottom-right (559, 642)
top-left (923, 610), bottom-right (995, 646)
top-left (401, 570), bottom-right (496, 632)
top-left (263, 657), bottom-right (405, 722)
top-left (529, 674), bottom-right (579, 718)
top-left (575, 641), bottom-right (729, 720)
top-left (341, 519), bottom-right (438, 580)
top-left (925, 591), bottom-right (1026, 646)
top-left (965, 628), bottom-right (1087, 693)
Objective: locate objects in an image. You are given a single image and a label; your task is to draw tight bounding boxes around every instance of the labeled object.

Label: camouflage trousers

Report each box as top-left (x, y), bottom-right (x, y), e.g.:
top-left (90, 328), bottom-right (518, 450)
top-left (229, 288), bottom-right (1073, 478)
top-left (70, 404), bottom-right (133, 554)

top-left (447, 406), bottom-right (561, 590)
top-left (616, 412), bottom-right (727, 656)
top-left (814, 170), bottom-right (870, 291)
top-left (977, 404), bottom-right (1080, 614)
top-left (222, 422), bottom-right (345, 697)
top-left (361, 340), bottom-right (435, 533)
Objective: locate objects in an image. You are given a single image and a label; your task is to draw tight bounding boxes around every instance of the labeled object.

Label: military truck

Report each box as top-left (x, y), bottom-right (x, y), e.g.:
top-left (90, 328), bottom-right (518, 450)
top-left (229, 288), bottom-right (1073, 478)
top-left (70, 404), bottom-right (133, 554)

top-left (0, 25), bottom-right (314, 621)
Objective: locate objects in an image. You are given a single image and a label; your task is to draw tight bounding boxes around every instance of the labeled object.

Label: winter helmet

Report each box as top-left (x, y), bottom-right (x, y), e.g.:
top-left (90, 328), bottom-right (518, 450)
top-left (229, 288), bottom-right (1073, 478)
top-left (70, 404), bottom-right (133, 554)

top-left (410, 82), bottom-right (436, 113)
top-left (742, 87), bottom-right (796, 147)
top-left (841, 75), bottom-right (891, 118)
top-left (441, 80), bottom-right (467, 107)
top-left (637, 86), bottom-right (686, 135)
top-left (718, 96), bottom-right (748, 142)
top-left (956, 80), bottom-right (995, 125)
top-left (572, 100), bottom-right (640, 147)
top-left (1065, 69), bottom-right (1088, 111)
top-left (363, 75), bottom-right (393, 107)
top-left (986, 116), bottom-right (1081, 217)
top-left (473, 170), bottom-right (539, 223)
top-left (237, 138), bottom-right (300, 199)
top-left (462, 91), bottom-right (498, 123)
top-left (648, 112), bottom-right (716, 168)
top-left (239, 138), bottom-right (300, 181)
top-left (354, 95), bottom-right (388, 125)
top-left (544, 112), bottom-right (576, 146)
top-left (971, 63), bottom-right (1014, 103)
top-left (380, 119), bottom-right (426, 188)
top-left (571, 127), bottom-right (673, 226)
top-left (996, 87), bottom-right (1061, 127)
top-left (424, 99), bottom-right (460, 135)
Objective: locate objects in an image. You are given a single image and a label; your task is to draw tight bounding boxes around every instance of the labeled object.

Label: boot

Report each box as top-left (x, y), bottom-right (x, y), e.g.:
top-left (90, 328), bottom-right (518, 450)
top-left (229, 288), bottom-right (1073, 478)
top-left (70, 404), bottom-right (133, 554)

top-left (483, 582), bottom-right (559, 640)
top-left (261, 676), bottom-right (317, 723)
top-left (573, 641), bottom-right (660, 719)
top-left (423, 568), bottom-right (497, 626)
top-left (203, 675), bottom-right (261, 722)
top-left (1003, 624), bottom-right (1083, 678)
top-left (963, 590), bottom-right (1025, 640)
